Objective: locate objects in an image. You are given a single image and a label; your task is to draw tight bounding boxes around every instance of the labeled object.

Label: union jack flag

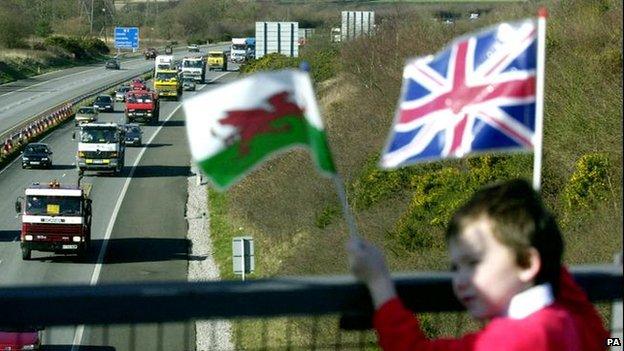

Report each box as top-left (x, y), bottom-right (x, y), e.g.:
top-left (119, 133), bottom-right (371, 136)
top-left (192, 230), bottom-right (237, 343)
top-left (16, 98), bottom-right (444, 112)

top-left (381, 19), bottom-right (539, 169)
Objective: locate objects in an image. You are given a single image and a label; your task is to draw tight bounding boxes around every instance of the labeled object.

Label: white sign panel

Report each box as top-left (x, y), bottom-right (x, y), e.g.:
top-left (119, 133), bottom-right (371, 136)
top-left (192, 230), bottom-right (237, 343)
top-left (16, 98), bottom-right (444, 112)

top-left (255, 22), bottom-right (299, 59)
top-left (341, 11), bottom-right (375, 41)
top-left (232, 236), bottom-right (254, 277)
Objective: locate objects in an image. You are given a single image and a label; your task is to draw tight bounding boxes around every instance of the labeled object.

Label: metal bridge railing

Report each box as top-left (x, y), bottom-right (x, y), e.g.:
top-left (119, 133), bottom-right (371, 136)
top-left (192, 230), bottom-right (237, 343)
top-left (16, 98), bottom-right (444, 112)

top-left (2, 264), bottom-right (620, 327)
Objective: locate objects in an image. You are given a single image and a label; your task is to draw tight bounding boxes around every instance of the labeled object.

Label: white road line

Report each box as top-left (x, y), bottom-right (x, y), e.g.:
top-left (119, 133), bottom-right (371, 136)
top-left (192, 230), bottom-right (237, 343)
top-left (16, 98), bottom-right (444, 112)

top-left (70, 71), bottom-right (231, 350)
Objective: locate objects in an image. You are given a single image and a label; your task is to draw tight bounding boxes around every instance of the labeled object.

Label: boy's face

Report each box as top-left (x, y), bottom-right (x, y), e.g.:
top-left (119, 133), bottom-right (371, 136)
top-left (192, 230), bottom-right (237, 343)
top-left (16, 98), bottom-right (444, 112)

top-left (449, 216), bottom-right (531, 321)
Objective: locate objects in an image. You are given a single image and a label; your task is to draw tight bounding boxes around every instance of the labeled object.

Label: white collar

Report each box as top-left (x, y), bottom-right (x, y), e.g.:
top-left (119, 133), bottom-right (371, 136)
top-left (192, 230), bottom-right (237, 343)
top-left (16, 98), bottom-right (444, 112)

top-left (506, 283), bottom-right (554, 319)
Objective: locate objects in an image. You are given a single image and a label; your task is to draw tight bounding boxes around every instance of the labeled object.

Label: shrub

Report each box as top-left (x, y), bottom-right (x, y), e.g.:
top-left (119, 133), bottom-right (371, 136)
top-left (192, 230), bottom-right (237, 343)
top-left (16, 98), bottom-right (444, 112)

top-left (314, 205), bottom-right (339, 229)
top-left (391, 155), bottom-right (531, 251)
top-left (562, 152), bottom-right (611, 210)
top-left (241, 53), bottom-right (301, 74)
top-left (349, 155), bottom-right (411, 210)
top-left (81, 37), bottom-right (109, 55)
top-left (44, 36), bottom-right (108, 59)
top-left (44, 36), bottom-right (85, 59)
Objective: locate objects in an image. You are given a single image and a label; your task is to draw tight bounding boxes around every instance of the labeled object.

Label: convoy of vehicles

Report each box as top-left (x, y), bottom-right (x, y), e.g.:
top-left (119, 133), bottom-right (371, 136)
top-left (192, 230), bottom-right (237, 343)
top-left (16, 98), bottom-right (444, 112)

top-left (75, 106), bottom-right (99, 125)
top-left (125, 89), bottom-right (160, 124)
top-left (181, 56), bottom-right (206, 83)
top-left (21, 143), bottom-right (53, 169)
top-left (75, 122), bottom-right (125, 175)
top-left (15, 178), bottom-right (92, 260)
top-left (93, 94), bottom-right (114, 112)
top-left (154, 69), bottom-right (182, 100)
top-left (207, 51), bottom-right (228, 71)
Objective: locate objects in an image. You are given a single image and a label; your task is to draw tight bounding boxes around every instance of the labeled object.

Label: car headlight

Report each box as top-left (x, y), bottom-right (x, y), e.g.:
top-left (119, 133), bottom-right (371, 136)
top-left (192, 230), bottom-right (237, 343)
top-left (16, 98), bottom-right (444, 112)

top-left (72, 236), bottom-right (82, 242)
top-left (78, 151), bottom-right (85, 157)
top-left (25, 235), bottom-right (33, 241)
top-left (22, 344), bottom-right (38, 350)
top-left (110, 152), bottom-right (117, 157)
top-left (42, 157), bottom-right (48, 160)
top-left (22, 157), bottom-right (29, 160)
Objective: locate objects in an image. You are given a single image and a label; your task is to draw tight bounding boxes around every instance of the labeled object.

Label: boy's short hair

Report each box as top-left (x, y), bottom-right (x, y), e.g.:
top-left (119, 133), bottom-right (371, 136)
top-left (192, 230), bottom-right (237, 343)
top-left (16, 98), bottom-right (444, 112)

top-left (445, 179), bottom-right (563, 293)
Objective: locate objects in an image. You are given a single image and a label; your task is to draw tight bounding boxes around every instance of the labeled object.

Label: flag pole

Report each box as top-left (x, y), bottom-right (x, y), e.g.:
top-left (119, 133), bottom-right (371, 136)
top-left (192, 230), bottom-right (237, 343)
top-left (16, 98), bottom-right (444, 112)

top-left (533, 7), bottom-right (548, 191)
top-left (332, 175), bottom-right (361, 240)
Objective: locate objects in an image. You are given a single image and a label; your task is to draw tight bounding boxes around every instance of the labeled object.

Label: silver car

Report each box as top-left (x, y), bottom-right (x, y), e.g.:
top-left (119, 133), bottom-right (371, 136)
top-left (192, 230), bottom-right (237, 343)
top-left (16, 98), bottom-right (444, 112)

top-left (115, 86), bottom-right (131, 102)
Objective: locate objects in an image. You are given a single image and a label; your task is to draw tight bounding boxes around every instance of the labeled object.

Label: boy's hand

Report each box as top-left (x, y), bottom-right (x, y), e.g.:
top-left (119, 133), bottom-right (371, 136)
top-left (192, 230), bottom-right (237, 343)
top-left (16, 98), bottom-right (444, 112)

top-left (347, 236), bottom-right (397, 309)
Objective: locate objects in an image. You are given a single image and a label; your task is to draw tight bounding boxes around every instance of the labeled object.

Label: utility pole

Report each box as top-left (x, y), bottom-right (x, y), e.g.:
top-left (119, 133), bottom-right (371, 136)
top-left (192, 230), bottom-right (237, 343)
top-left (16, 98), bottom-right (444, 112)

top-left (90, 0), bottom-right (95, 35)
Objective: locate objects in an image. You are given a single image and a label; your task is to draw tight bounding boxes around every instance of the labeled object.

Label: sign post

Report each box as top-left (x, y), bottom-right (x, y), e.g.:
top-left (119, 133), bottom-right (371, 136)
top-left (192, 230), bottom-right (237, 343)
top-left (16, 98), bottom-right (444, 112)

top-left (232, 236), bottom-right (254, 281)
top-left (114, 27), bottom-right (140, 51)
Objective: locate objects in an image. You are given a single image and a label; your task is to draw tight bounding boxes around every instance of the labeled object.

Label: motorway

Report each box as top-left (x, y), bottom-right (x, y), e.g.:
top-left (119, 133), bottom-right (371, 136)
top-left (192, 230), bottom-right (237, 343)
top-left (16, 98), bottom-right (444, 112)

top-left (0, 47), bottom-right (237, 350)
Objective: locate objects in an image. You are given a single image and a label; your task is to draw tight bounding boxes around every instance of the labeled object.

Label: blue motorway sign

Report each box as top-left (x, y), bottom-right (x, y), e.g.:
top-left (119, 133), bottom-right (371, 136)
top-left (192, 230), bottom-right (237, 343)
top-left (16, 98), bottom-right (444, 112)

top-left (114, 27), bottom-right (139, 49)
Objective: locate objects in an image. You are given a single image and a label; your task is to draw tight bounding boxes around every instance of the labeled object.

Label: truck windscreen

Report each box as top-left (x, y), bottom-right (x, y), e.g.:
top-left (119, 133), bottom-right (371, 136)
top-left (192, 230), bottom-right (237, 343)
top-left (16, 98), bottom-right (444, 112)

top-left (183, 61), bottom-right (203, 68)
top-left (80, 128), bottom-right (118, 143)
top-left (156, 72), bottom-right (178, 81)
top-left (26, 196), bottom-right (81, 216)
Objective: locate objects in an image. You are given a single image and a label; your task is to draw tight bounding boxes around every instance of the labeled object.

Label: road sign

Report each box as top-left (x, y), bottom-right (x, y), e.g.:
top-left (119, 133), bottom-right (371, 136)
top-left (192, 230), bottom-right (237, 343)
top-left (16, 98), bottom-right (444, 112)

top-left (114, 27), bottom-right (139, 49)
top-left (232, 236), bottom-right (254, 281)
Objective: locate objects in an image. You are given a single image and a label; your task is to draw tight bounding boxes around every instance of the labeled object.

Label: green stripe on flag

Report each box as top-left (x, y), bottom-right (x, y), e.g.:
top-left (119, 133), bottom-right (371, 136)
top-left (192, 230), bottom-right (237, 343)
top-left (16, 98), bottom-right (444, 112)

top-left (197, 116), bottom-right (335, 189)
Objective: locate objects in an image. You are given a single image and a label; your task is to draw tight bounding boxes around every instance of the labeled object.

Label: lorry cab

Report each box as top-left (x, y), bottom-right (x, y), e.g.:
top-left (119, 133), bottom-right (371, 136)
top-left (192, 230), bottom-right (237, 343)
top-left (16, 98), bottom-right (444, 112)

top-left (207, 51), bottom-right (228, 71)
top-left (154, 69), bottom-right (182, 101)
top-left (75, 123), bottom-right (126, 174)
top-left (15, 179), bottom-right (92, 260)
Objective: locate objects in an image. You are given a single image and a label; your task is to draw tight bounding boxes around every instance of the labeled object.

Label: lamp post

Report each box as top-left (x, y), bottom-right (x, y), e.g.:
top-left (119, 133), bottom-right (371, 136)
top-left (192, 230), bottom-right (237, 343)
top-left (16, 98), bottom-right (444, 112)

top-left (102, 8), bottom-right (107, 44)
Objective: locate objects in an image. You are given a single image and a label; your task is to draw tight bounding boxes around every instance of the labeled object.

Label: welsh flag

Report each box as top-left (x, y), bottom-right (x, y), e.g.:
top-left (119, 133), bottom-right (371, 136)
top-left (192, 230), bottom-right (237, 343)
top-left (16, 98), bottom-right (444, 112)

top-left (183, 70), bottom-right (336, 190)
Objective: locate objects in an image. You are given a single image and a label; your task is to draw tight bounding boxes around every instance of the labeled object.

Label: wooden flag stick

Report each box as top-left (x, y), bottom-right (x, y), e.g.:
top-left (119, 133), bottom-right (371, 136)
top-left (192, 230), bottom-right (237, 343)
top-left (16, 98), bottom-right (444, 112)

top-left (332, 174), bottom-right (361, 240)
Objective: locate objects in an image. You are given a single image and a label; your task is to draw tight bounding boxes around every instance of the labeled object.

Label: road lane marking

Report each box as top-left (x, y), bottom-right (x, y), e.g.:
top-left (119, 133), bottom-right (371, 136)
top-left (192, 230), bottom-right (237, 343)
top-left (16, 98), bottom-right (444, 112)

top-left (70, 71), bottom-right (231, 350)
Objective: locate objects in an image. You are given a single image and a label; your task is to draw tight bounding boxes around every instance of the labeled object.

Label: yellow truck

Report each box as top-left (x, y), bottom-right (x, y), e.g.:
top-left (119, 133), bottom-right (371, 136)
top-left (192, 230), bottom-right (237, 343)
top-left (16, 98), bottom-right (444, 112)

top-left (154, 69), bottom-right (182, 101)
top-left (207, 51), bottom-right (228, 71)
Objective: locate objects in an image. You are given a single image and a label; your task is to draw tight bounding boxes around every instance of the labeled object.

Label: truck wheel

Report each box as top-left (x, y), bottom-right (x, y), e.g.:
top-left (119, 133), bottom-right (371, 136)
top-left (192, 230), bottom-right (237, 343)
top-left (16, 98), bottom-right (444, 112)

top-left (22, 247), bottom-right (31, 260)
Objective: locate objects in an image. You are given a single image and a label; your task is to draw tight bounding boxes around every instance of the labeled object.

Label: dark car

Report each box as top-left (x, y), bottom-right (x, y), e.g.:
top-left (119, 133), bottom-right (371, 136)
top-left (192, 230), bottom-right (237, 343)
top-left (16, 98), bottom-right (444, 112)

top-left (93, 95), bottom-right (114, 112)
top-left (0, 326), bottom-right (42, 350)
top-left (22, 143), bottom-right (53, 169)
top-left (123, 123), bottom-right (143, 146)
top-left (105, 58), bottom-right (120, 70)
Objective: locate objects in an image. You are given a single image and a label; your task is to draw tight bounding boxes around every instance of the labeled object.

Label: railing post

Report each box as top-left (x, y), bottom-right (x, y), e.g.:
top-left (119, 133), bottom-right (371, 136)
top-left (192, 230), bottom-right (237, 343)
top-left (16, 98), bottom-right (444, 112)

top-left (611, 253), bottom-right (623, 351)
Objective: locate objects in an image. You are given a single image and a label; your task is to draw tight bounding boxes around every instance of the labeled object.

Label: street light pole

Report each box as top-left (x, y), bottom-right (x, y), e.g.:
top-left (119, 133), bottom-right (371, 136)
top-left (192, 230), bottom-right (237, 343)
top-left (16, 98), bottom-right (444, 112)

top-left (102, 8), bottom-right (107, 44)
top-left (90, 0), bottom-right (95, 35)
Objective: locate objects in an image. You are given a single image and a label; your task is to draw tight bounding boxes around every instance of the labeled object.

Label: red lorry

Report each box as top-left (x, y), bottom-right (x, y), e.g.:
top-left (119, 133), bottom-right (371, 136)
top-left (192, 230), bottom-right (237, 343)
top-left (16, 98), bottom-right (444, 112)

top-left (125, 89), bottom-right (160, 125)
top-left (15, 179), bottom-right (92, 260)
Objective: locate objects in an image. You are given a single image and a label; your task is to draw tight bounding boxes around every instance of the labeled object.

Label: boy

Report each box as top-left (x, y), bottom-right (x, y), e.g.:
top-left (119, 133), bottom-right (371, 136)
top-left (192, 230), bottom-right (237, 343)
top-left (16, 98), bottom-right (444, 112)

top-left (348, 179), bottom-right (609, 350)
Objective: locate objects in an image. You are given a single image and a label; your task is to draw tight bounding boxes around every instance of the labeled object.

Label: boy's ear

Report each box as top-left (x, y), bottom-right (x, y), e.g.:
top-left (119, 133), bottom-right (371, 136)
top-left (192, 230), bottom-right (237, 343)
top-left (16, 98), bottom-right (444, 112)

top-left (519, 248), bottom-right (541, 283)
